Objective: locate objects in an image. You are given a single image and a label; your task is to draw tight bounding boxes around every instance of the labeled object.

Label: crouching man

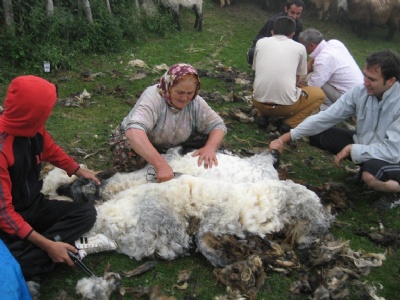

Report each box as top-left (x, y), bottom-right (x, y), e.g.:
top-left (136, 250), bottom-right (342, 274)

top-left (252, 16), bottom-right (325, 134)
top-left (269, 50), bottom-right (400, 210)
top-left (0, 76), bottom-right (116, 281)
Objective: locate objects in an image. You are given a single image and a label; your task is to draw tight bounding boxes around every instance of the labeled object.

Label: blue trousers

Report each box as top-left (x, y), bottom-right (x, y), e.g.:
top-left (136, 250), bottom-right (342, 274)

top-left (0, 239), bottom-right (31, 300)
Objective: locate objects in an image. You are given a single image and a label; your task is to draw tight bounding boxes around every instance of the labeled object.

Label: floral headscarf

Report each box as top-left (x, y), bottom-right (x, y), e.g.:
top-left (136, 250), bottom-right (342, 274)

top-left (157, 63), bottom-right (201, 110)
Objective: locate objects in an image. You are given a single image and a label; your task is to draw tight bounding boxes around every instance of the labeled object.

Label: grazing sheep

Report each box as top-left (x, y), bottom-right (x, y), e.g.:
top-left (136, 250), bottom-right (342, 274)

top-left (265, 0), bottom-right (287, 10)
top-left (346, 0), bottom-right (400, 40)
top-left (309, 0), bottom-right (336, 20)
top-left (43, 147), bottom-right (334, 267)
top-left (134, 0), bottom-right (158, 16)
top-left (337, 0), bottom-right (348, 22)
top-left (159, 0), bottom-right (203, 31)
top-left (219, 0), bottom-right (230, 7)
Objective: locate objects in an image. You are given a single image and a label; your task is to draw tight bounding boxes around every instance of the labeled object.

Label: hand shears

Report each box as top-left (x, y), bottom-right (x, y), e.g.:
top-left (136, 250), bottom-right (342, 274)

top-left (53, 234), bottom-right (96, 277)
top-left (146, 166), bottom-right (157, 181)
top-left (146, 166), bottom-right (184, 181)
top-left (68, 250), bottom-right (96, 277)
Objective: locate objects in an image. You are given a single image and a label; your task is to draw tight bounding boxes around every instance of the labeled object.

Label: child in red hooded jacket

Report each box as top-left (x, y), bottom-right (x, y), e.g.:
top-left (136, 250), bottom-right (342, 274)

top-left (0, 75), bottom-right (113, 280)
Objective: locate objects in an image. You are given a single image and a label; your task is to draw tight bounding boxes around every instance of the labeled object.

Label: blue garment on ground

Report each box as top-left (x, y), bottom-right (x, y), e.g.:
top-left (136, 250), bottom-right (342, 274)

top-left (0, 239), bottom-right (32, 300)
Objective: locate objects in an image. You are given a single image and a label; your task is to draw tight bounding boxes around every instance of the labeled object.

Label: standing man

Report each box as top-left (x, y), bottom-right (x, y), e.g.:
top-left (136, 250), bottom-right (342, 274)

top-left (270, 50), bottom-right (400, 210)
top-left (247, 0), bottom-right (305, 65)
top-left (299, 28), bottom-right (364, 110)
top-left (0, 75), bottom-right (116, 281)
top-left (252, 16), bottom-right (325, 133)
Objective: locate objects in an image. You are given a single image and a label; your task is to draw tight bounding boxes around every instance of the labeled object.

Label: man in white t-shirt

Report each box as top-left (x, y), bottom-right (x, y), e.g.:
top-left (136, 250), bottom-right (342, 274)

top-left (252, 16), bottom-right (325, 133)
top-left (299, 28), bottom-right (364, 110)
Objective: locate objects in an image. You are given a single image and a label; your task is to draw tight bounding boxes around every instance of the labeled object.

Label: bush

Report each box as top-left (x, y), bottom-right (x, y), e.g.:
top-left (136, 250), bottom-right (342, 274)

top-left (0, 0), bottom-right (173, 76)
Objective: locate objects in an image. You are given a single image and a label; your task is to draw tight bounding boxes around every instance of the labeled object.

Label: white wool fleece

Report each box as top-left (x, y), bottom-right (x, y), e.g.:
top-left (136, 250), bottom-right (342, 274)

top-left (42, 148), bottom-right (333, 264)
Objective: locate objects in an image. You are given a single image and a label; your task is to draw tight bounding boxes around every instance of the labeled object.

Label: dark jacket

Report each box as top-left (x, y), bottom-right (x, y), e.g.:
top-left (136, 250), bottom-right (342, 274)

top-left (252, 12), bottom-right (304, 47)
top-left (247, 12), bottom-right (304, 65)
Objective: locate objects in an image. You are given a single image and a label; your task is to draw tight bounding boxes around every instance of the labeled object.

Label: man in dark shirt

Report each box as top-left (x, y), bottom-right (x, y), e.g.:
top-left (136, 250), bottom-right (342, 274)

top-left (247, 0), bottom-right (305, 65)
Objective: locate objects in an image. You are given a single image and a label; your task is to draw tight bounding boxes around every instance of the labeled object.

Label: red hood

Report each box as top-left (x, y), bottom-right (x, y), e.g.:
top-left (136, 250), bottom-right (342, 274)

top-left (0, 75), bottom-right (57, 137)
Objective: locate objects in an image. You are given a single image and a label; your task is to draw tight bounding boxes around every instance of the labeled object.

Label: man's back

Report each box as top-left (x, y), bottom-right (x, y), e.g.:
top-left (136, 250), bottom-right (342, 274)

top-left (253, 35), bottom-right (307, 105)
top-left (309, 39), bottom-right (363, 93)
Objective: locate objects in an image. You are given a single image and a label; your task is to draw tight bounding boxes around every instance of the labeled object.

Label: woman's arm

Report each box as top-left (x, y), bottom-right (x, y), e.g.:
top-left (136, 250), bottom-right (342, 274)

top-left (125, 128), bottom-right (174, 182)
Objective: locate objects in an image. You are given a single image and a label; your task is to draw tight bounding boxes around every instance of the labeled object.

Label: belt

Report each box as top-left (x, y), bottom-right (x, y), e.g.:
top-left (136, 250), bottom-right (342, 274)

top-left (260, 102), bottom-right (280, 108)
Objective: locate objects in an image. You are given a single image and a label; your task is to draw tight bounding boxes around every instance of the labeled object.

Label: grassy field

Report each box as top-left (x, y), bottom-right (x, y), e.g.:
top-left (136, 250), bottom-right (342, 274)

top-left (1, 0), bottom-right (400, 299)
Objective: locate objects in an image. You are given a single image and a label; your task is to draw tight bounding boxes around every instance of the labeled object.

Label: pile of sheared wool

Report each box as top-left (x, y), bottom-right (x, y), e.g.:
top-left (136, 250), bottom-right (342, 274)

top-left (42, 147), bottom-right (334, 266)
top-left (76, 272), bottom-right (122, 300)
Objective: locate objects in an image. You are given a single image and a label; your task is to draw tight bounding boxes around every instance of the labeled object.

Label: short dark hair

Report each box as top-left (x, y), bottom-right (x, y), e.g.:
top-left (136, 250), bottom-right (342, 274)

top-left (273, 16), bottom-right (296, 36)
top-left (286, 0), bottom-right (305, 10)
top-left (365, 49), bottom-right (400, 82)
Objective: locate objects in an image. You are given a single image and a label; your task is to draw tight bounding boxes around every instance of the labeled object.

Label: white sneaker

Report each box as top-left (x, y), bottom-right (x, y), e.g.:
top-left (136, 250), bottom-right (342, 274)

top-left (75, 233), bottom-right (117, 254)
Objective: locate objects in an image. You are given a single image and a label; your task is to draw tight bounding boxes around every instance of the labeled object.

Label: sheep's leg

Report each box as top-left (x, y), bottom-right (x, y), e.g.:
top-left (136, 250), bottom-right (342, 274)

top-left (386, 26), bottom-right (396, 41)
top-left (323, 2), bottom-right (330, 21)
top-left (159, 2), bottom-right (181, 32)
top-left (192, 5), bottom-right (203, 31)
top-left (171, 10), bottom-right (181, 31)
top-left (220, 0), bottom-right (225, 7)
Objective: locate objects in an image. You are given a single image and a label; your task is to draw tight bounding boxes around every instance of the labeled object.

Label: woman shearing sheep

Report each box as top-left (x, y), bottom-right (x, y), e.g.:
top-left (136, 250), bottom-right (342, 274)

top-left (108, 63), bottom-right (227, 182)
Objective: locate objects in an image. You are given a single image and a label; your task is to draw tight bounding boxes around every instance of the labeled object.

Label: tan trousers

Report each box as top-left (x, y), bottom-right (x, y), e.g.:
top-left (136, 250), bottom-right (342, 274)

top-left (252, 85), bottom-right (325, 128)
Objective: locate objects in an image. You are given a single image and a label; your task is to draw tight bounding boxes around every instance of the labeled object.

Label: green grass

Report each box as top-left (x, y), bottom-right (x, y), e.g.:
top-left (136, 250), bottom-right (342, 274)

top-left (2, 0), bottom-right (400, 299)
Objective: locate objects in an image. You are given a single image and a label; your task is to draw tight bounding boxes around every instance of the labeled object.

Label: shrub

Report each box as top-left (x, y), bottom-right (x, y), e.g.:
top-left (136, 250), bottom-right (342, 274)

top-left (0, 0), bottom-right (173, 75)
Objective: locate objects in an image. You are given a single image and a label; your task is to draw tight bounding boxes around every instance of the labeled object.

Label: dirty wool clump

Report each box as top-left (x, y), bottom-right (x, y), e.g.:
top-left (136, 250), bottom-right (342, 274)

top-left (76, 272), bottom-right (123, 300)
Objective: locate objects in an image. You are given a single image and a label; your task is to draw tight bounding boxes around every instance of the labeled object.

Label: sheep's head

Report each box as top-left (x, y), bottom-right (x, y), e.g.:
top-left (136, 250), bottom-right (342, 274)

top-left (56, 168), bottom-right (118, 203)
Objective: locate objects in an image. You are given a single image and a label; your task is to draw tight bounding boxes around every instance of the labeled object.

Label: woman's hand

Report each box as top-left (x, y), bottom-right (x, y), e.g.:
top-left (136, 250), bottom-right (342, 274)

top-left (155, 163), bottom-right (175, 182)
top-left (126, 128), bottom-right (175, 182)
top-left (192, 146), bottom-right (218, 169)
top-left (192, 129), bottom-right (225, 169)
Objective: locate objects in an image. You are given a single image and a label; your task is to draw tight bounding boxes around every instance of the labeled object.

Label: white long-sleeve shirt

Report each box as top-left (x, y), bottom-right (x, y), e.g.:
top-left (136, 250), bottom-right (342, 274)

top-left (291, 82), bottom-right (400, 164)
top-left (308, 39), bottom-right (364, 94)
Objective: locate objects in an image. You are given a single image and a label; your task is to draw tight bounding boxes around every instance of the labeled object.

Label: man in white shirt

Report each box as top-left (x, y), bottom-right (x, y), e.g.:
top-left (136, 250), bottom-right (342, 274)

top-left (252, 16), bottom-right (325, 133)
top-left (299, 28), bottom-right (364, 110)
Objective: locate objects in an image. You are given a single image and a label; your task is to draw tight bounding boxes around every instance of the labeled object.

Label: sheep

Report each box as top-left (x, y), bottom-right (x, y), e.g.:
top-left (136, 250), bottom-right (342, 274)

top-left (337, 0), bottom-right (348, 22)
top-left (310, 0), bottom-right (335, 20)
top-left (345, 0), bottom-right (400, 40)
top-left (159, 0), bottom-right (203, 31)
top-left (219, 0), bottom-right (231, 7)
top-left (43, 147), bottom-right (334, 267)
top-left (265, 0), bottom-right (287, 11)
top-left (134, 0), bottom-right (158, 16)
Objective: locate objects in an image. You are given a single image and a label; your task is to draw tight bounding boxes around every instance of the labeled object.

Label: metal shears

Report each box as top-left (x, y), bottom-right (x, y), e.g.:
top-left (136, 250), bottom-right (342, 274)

top-left (68, 250), bottom-right (96, 277)
top-left (53, 234), bottom-right (96, 277)
top-left (146, 166), bottom-right (158, 181)
top-left (146, 166), bottom-right (184, 182)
